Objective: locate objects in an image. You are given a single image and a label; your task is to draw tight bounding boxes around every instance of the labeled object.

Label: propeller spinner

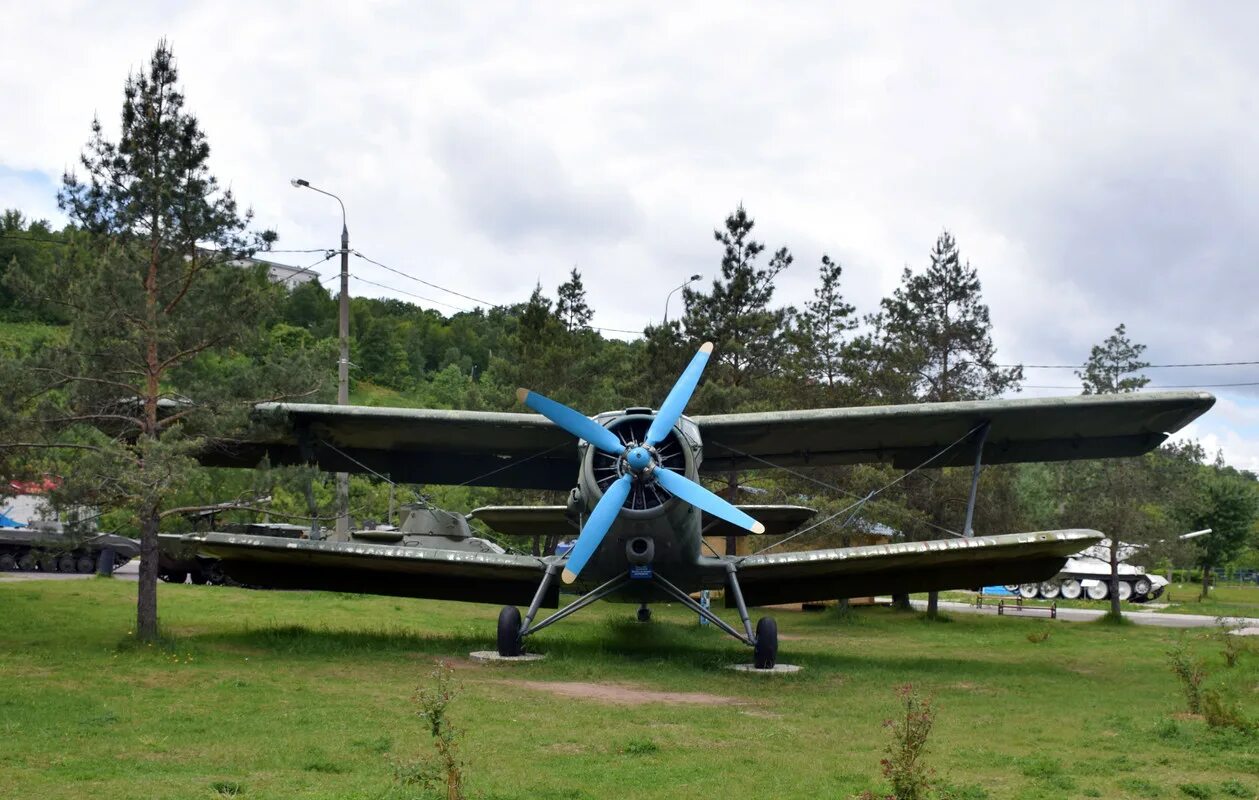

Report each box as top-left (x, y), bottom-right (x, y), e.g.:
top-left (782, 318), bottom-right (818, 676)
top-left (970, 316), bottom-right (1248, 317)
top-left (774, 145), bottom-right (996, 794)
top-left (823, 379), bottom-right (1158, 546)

top-left (518, 342), bottom-right (764, 585)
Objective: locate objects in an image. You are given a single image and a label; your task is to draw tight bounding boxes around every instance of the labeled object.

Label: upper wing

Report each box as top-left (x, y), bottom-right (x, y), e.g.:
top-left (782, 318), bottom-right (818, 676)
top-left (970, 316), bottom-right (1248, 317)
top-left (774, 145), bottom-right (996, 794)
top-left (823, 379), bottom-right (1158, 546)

top-left (197, 391), bottom-right (1212, 489)
top-left (694, 391), bottom-right (1213, 472)
top-left (732, 529), bottom-right (1100, 606)
top-left (470, 503), bottom-right (816, 538)
top-left (200, 403), bottom-right (579, 490)
top-left (183, 532), bottom-right (556, 607)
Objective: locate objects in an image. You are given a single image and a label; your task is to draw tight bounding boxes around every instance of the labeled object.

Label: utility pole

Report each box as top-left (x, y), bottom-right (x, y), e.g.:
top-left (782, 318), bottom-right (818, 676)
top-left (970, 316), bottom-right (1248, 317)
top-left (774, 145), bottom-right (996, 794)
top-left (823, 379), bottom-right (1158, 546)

top-left (292, 178), bottom-right (351, 540)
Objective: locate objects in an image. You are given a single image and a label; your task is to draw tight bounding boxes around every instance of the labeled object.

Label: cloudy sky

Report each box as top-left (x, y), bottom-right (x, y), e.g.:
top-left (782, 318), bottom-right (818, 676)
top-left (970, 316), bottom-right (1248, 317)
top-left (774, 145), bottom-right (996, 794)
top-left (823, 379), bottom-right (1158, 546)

top-left (2, 2), bottom-right (1256, 469)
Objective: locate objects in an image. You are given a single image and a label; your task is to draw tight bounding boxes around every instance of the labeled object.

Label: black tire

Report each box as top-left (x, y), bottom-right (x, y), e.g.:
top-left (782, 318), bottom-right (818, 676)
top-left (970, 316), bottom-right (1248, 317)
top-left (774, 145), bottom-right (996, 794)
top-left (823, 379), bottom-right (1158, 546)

top-left (497, 606), bottom-right (523, 657)
top-left (39, 555), bottom-right (57, 572)
top-left (0, 553), bottom-right (16, 571)
top-left (637, 606), bottom-right (652, 622)
top-left (57, 554), bottom-right (76, 573)
top-left (76, 556), bottom-right (95, 574)
top-left (753, 617), bottom-right (778, 669)
top-left (16, 552), bottom-right (35, 571)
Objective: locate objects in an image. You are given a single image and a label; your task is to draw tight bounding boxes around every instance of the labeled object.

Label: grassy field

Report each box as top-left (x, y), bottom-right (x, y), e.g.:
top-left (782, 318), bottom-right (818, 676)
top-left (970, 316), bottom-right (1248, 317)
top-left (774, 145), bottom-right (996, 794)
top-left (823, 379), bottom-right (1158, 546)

top-left (1, 579), bottom-right (1257, 800)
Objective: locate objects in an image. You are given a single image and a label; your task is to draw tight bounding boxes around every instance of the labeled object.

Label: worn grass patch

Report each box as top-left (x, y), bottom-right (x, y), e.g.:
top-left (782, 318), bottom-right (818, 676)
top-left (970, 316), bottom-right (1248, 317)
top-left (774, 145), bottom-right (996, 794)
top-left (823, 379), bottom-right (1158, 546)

top-left (1, 578), bottom-right (1256, 799)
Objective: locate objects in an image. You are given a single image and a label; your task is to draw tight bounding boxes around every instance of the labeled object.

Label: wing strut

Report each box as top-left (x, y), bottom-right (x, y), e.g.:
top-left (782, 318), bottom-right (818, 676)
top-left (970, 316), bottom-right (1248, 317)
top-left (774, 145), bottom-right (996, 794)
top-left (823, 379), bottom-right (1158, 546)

top-left (962, 421), bottom-right (992, 538)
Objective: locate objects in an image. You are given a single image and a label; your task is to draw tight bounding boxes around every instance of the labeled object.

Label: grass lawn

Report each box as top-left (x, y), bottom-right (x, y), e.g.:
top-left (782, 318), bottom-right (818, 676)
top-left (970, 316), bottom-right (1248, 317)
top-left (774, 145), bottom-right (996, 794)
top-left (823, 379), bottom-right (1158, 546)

top-left (1, 579), bottom-right (1257, 800)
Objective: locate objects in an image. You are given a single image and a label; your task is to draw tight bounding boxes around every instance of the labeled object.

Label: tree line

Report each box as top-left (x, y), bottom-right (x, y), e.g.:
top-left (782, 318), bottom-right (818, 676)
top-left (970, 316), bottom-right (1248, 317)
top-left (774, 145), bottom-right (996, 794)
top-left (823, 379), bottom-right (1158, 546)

top-left (0, 42), bottom-right (1255, 638)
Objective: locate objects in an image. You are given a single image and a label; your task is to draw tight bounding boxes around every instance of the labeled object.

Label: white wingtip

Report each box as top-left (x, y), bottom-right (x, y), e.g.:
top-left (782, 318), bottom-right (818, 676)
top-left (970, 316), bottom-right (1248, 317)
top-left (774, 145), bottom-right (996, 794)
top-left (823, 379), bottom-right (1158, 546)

top-left (561, 568), bottom-right (577, 585)
top-left (751, 521), bottom-right (766, 534)
top-left (516, 388), bottom-right (529, 404)
top-left (699, 342), bottom-right (714, 354)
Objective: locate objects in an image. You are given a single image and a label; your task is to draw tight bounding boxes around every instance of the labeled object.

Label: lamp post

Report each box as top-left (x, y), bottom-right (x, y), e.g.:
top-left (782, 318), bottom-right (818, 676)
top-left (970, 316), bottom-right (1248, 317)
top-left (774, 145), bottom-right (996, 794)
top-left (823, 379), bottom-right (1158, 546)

top-left (663, 273), bottom-right (702, 324)
top-left (291, 178), bottom-right (350, 541)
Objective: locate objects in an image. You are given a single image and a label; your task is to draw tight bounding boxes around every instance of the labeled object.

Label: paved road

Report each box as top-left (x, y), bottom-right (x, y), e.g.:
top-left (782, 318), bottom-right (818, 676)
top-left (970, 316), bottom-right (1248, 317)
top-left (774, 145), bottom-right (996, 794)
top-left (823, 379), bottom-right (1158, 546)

top-left (906, 598), bottom-right (1259, 631)
top-left (0, 559), bottom-right (139, 583)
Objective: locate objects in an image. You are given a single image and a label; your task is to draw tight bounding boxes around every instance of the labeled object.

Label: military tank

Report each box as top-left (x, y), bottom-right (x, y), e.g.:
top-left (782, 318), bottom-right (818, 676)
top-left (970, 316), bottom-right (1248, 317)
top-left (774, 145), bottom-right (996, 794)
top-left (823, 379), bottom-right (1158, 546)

top-left (0, 520), bottom-right (139, 573)
top-left (1008, 539), bottom-right (1167, 603)
top-left (348, 504), bottom-right (506, 553)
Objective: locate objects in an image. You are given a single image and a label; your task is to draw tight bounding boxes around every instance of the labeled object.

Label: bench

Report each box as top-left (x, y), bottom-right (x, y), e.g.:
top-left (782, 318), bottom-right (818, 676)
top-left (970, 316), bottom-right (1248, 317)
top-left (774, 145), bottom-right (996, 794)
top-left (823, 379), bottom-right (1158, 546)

top-left (975, 594), bottom-right (1057, 619)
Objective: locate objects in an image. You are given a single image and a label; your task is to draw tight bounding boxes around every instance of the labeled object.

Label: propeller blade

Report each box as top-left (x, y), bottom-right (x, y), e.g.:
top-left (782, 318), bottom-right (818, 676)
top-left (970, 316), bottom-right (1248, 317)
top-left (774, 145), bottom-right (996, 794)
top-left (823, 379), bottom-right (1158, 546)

top-left (653, 468), bottom-right (765, 534)
top-left (562, 474), bottom-right (633, 584)
top-left (645, 342), bottom-right (713, 446)
top-left (518, 388), bottom-right (624, 455)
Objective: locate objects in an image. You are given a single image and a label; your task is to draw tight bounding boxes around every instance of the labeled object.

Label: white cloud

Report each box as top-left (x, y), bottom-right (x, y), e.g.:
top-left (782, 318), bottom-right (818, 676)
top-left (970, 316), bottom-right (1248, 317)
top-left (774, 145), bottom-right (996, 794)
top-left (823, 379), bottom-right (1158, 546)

top-left (3, 2), bottom-right (1257, 466)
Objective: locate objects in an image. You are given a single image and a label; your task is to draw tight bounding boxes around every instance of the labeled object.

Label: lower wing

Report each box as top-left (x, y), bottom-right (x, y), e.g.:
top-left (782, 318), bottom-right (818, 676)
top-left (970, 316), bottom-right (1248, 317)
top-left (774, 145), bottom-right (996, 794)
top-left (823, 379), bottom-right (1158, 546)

top-left (734, 529), bottom-right (1101, 606)
top-left (180, 532), bottom-right (555, 607)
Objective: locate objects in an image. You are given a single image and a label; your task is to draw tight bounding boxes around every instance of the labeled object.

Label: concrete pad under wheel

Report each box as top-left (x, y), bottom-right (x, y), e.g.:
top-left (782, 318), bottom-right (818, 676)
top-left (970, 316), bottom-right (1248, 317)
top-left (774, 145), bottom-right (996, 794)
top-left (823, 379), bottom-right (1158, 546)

top-left (727, 663), bottom-right (802, 674)
top-left (469, 651), bottom-right (547, 663)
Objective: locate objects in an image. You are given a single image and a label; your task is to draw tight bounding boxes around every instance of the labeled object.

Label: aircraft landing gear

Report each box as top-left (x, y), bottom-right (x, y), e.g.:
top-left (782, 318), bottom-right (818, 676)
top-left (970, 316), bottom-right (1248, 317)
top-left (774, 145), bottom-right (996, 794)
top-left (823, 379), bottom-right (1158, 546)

top-left (637, 604), bottom-right (651, 622)
top-left (497, 606), bottom-right (523, 657)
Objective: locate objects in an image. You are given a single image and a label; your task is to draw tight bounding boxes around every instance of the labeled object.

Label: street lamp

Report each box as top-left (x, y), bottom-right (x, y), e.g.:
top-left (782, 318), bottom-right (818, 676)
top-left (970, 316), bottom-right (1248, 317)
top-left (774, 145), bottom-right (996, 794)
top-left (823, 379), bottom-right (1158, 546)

top-left (663, 273), bottom-right (702, 324)
top-left (291, 177), bottom-right (351, 541)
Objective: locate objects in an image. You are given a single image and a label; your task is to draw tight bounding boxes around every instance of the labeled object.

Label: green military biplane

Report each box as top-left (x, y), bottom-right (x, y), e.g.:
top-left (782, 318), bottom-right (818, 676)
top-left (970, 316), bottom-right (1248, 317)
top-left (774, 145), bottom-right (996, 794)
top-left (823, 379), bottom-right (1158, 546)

top-left (190, 343), bottom-right (1212, 668)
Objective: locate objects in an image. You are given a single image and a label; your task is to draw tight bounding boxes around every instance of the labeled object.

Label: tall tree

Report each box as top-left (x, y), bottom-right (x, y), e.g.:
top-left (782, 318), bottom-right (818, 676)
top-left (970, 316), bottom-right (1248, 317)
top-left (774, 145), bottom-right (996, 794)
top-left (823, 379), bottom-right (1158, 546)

top-left (1184, 459), bottom-right (1259, 600)
top-left (1, 42), bottom-right (315, 640)
top-left (1076, 323), bottom-right (1150, 394)
top-left (555, 267), bottom-right (592, 332)
top-left (873, 232), bottom-right (1022, 615)
top-left (794, 254), bottom-right (857, 398)
top-left (682, 206), bottom-right (795, 389)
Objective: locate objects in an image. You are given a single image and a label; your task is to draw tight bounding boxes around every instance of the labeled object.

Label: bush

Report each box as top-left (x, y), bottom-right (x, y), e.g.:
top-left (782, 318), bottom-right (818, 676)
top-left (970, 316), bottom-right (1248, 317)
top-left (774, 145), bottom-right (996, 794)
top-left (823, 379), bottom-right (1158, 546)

top-left (1201, 689), bottom-right (1254, 734)
top-left (876, 685), bottom-right (936, 800)
top-left (1168, 641), bottom-right (1206, 714)
top-left (392, 661), bottom-right (466, 800)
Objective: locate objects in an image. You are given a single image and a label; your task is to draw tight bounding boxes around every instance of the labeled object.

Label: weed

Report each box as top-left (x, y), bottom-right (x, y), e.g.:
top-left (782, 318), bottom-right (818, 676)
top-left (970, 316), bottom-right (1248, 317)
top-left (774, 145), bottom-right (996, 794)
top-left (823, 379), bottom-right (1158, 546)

top-left (935, 782), bottom-right (989, 799)
top-left (1168, 640), bottom-right (1206, 713)
top-left (302, 753), bottom-right (347, 774)
top-left (878, 684), bottom-right (936, 800)
top-left (1215, 620), bottom-right (1244, 668)
top-left (1081, 790), bottom-right (1101, 798)
top-left (1017, 755), bottom-right (1075, 791)
top-left (1219, 780), bottom-right (1251, 797)
top-left (1201, 688), bottom-right (1254, 734)
top-left (1098, 610), bottom-right (1131, 626)
top-left (1155, 717), bottom-right (1181, 740)
top-left (1180, 783), bottom-right (1213, 798)
top-left (621, 737), bottom-right (659, 755)
top-left (210, 781), bottom-right (243, 797)
top-left (1026, 630), bottom-right (1051, 644)
top-left (393, 660), bottom-right (466, 800)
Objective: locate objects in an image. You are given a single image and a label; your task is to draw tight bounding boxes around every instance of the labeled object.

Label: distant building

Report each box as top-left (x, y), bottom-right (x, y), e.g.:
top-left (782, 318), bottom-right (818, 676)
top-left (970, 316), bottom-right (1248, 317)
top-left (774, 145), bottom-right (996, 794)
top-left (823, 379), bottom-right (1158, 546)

top-left (198, 248), bottom-right (321, 285)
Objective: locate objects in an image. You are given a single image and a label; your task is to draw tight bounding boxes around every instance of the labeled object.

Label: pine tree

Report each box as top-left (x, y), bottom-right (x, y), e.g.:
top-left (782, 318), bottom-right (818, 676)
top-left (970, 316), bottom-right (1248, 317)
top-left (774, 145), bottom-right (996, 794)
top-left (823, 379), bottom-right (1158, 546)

top-left (682, 206), bottom-right (794, 388)
top-left (555, 267), bottom-right (592, 331)
top-left (1, 42), bottom-right (316, 640)
top-left (1076, 323), bottom-right (1150, 394)
top-left (795, 254), bottom-right (857, 392)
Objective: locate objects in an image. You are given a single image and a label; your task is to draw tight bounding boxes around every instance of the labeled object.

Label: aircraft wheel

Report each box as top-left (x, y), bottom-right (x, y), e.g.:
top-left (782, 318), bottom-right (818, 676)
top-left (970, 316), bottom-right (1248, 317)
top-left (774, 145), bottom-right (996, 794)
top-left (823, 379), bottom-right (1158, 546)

top-left (0, 553), bottom-right (15, 571)
top-left (637, 605), bottom-right (651, 623)
top-left (1059, 579), bottom-right (1082, 600)
top-left (1018, 583), bottom-right (1039, 599)
top-left (1086, 581), bottom-right (1109, 601)
top-left (1118, 581), bottom-right (1132, 601)
top-left (753, 617), bottom-right (778, 669)
top-left (16, 553), bottom-right (36, 571)
top-left (1039, 581), bottom-right (1061, 600)
top-left (1133, 577), bottom-right (1152, 596)
top-left (497, 606), bottom-right (523, 657)
top-left (76, 556), bottom-right (95, 574)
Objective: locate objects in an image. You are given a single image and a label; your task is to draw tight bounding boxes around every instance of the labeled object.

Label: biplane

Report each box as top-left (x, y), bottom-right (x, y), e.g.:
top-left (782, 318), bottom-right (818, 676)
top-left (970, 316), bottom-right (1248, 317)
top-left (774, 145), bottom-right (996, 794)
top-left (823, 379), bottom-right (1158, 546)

top-left (189, 343), bottom-right (1212, 667)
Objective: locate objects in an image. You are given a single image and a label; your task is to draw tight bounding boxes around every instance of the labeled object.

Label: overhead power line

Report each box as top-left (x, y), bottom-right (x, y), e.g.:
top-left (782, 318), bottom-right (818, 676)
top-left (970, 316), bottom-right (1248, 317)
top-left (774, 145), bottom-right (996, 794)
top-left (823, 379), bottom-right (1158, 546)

top-left (350, 274), bottom-right (471, 313)
top-left (1002, 360), bottom-right (1259, 369)
top-left (1025, 381), bottom-right (1259, 390)
top-left (353, 250), bottom-right (498, 308)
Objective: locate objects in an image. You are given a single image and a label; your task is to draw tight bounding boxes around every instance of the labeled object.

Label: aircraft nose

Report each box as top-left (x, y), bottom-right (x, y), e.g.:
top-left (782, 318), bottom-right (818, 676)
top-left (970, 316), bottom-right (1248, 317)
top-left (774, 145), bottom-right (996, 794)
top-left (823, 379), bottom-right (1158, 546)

top-left (626, 446), bottom-right (652, 471)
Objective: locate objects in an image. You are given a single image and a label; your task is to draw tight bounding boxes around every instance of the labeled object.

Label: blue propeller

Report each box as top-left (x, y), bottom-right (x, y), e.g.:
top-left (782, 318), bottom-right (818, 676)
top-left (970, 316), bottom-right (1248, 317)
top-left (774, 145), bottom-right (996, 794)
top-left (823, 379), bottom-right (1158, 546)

top-left (518, 342), bottom-right (765, 585)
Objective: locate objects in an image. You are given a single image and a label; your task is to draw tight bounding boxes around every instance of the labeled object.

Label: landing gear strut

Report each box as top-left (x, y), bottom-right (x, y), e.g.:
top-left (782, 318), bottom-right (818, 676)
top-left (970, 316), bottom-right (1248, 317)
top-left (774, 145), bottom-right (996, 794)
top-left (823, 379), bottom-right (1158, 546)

top-left (497, 560), bottom-right (782, 669)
